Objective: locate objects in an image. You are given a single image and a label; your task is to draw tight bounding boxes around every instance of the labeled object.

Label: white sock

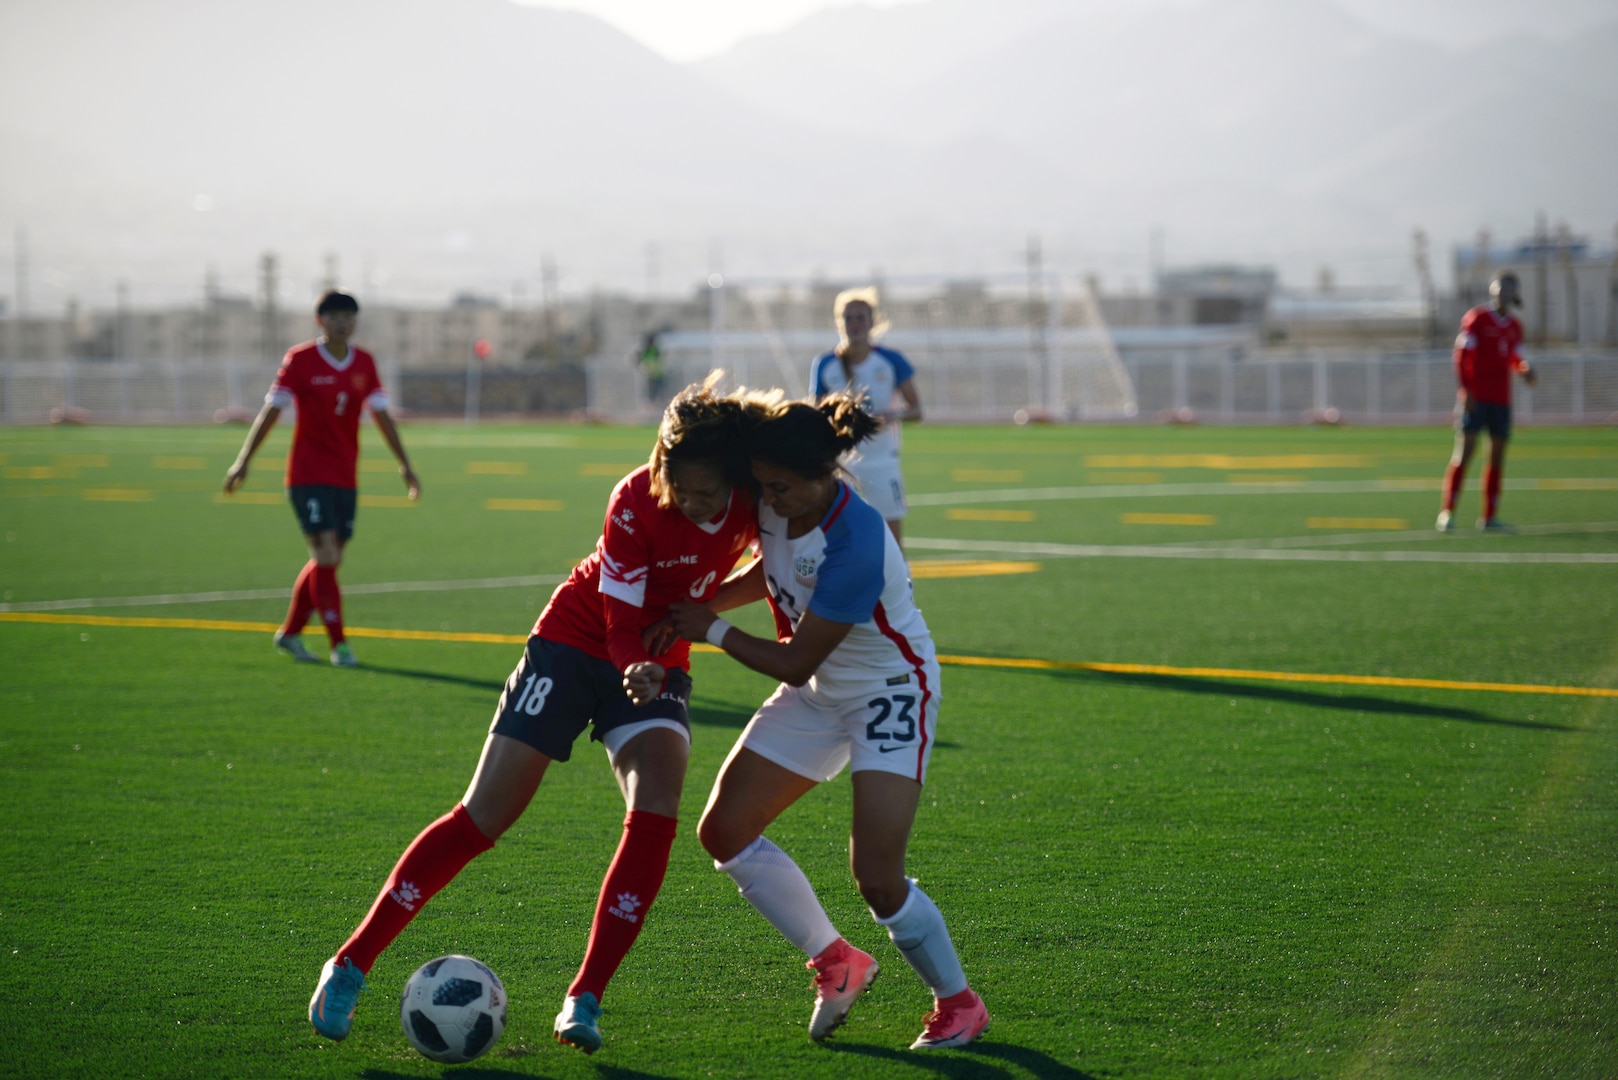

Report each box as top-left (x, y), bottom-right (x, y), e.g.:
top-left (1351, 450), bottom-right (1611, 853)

top-left (717, 836), bottom-right (841, 958)
top-left (873, 880), bottom-right (968, 998)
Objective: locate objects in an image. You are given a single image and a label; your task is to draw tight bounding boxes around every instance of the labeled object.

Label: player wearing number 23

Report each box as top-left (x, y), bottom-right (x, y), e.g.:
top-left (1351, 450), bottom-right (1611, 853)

top-left (665, 388), bottom-right (989, 1051)
top-left (305, 378), bottom-right (757, 1054)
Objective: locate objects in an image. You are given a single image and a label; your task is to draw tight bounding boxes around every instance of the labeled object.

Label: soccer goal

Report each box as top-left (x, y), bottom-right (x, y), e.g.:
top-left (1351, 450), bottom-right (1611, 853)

top-left (628, 274), bottom-right (1137, 422)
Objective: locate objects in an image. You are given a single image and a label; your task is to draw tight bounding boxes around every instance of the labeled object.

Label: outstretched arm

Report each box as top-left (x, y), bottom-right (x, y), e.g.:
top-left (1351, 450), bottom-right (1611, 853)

top-left (371, 408), bottom-right (420, 499)
top-left (222, 403), bottom-right (282, 493)
top-left (668, 603), bottom-right (851, 688)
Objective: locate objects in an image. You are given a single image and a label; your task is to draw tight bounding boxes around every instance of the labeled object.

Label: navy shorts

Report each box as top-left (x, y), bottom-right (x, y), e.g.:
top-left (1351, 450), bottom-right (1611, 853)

top-left (1457, 401), bottom-right (1511, 440)
top-left (288, 485), bottom-right (357, 540)
top-left (490, 636), bottom-right (692, 762)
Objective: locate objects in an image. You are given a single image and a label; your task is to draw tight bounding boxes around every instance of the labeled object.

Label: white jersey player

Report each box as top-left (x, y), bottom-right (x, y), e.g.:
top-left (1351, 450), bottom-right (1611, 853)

top-left (666, 389), bottom-right (988, 1052)
top-left (809, 287), bottom-right (922, 548)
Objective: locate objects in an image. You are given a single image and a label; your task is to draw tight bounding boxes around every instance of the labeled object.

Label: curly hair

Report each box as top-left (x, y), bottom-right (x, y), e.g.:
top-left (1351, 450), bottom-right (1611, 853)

top-left (646, 372), bottom-right (754, 508)
top-left (733, 387), bottom-right (881, 479)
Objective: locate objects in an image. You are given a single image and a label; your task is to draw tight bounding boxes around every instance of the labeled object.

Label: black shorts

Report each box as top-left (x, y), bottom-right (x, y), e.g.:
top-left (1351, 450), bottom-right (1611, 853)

top-left (490, 636), bottom-right (692, 762)
top-left (288, 485), bottom-right (358, 540)
top-left (1457, 401), bottom-right (1511, 440)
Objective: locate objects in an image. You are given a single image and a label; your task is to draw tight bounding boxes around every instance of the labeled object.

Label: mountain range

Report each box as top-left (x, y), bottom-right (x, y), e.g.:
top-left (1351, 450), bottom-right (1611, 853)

top-left (1, 0), bottom-right (1613, 310)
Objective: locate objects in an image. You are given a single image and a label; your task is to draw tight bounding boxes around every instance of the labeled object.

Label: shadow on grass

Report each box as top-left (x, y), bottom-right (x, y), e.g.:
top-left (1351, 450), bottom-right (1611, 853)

top-left (359, 663), bottom-right (508, 695)
top-left (1045, 667), bottom-right (1573, 732)
top-left (359, 1045), bottom-right (684, 1080)
top-left (689, 700), bottom-right (760, 731)
top-left (828, 1039), bottom-right (1098, 1079)
top-left (360, 1066), bottom-right (533, 1080)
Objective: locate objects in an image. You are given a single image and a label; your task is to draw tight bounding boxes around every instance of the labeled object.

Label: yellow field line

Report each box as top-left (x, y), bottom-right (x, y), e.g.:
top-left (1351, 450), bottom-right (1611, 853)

top-left (935, 654), bottom-right (1618, 699)
top-left (0, 611), bottom-right (526, 645)
top-left (5, 610), bottom-right (1613, 700)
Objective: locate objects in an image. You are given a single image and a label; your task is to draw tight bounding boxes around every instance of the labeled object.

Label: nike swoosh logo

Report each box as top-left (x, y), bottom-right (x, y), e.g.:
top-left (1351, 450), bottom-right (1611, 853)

top-left (877, 743), bottom-right (909, 754)
top-left (833, 974), bottom-right (849, 993)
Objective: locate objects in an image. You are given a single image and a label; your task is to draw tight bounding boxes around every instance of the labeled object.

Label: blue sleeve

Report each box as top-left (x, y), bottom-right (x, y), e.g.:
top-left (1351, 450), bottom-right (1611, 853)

top-left (809, 352), bottom-right (834, 397)
top-left (881, 347), bottom-right (915, 385)
top-left (808, 515), bottom-right (885, 624)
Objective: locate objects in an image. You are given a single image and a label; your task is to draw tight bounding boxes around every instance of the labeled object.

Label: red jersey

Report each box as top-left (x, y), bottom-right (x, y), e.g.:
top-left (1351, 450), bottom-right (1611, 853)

top-left (534, 466), bottom-right (758, 673)
top-left (266, 341), bottom-right (388, 489)
top-left (1453, 305), bottom-right (1525, 406)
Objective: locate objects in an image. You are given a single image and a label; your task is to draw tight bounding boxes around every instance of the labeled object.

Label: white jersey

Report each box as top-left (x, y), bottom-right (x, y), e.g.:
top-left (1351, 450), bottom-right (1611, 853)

top-left (757, 482), bottom-right (939, 703)
top-left (809, 345), bottom-right (914, 466)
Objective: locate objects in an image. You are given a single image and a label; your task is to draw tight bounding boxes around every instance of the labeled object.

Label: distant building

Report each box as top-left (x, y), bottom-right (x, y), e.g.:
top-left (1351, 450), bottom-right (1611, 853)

top-left (1154, 266), bottom-right (1277, 327)
top-left (1452, 230), bottom-right (1618, 346)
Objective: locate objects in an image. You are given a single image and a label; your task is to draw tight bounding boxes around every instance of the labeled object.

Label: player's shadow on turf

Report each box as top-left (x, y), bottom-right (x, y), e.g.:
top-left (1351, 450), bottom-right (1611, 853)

top-left (830, 1040), bottom-right (1098, 1080)
top-left (1053, 669), bottom-right (1572, 732)
top-left (359, 664), bottom-right (507, 694)
top-left (689, 701), bottom-right (763, 730)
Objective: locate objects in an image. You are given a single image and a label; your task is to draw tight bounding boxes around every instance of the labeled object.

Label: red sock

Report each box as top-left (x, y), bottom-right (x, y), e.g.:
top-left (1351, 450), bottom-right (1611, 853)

top-left (281, 560), bottom-right (317, 636)
top-left (337, 804), bottom-right (494, 974)
top-left (937, 987), bottom-right (978, 1009)
top-left (1483, 464), bottom-right (1501, 522)
top-left (312, 564), bottom-right (345, 646)
top-left (1441, 461), bottom-right (1463, 512)
top-left (566, 810), bottom-right (679, 1000)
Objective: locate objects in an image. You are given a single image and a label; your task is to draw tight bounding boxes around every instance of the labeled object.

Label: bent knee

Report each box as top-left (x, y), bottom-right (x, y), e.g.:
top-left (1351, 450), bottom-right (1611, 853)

top-left (697, 812), bottom-right (751, 865)
top-left (855, 875), bottom-right (910, 918)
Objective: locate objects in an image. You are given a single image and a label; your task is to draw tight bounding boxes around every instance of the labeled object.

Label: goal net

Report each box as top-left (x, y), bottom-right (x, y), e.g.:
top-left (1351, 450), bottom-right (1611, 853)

top-left (622, 275), bottom-right (1136, 421)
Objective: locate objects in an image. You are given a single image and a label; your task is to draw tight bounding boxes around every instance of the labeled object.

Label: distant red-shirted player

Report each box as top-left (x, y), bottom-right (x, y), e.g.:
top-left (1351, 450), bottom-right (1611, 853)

top-left (223, 291), bottom-right (419, 666)
top-left (304, 379), bottom-right (759, 1055)
top-left (1438, 271), bottom-right (1537, 533)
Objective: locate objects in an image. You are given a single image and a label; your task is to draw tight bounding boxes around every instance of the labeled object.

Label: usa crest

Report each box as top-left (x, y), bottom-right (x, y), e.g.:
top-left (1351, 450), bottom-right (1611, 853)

top-left (794, 555), bottom-right (818, 581)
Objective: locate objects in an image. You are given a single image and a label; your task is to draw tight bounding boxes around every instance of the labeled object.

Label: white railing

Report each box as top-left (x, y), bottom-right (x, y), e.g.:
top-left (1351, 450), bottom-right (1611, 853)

top-left (5, 351), bottom-right (1615, 425)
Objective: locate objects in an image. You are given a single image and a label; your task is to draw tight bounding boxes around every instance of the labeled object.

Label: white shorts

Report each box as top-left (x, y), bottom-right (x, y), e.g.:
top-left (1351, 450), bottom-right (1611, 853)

top-left (845, 458), bottom-right (907, 522)
top-left (738, 680), bottom-right (937, 784)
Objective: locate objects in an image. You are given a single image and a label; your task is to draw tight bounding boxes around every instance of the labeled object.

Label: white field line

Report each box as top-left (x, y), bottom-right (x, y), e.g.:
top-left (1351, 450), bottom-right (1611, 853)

top-left (1198, 521), bottom-right (1618, 550)
top-left (0, 574), bottom-right (566, 613)
top-left (905, 536), bottom-right (1618, 565)
top-left (905, 477), bottom-right (1591, 507)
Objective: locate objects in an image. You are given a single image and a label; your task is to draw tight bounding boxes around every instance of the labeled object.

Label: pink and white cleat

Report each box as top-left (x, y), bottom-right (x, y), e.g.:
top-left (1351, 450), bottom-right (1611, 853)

top-left (910, 989), bottom-right (990, 1050)
top-left (806, 938), bottom-right (879, 1041)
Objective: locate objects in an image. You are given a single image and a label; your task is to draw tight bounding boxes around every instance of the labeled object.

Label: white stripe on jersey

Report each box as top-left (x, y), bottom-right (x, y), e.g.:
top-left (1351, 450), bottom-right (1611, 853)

top-left (600, 551), bottom-right (649, 607)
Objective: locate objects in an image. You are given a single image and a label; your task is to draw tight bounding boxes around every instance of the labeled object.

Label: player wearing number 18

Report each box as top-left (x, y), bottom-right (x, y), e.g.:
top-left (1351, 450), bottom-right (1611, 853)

top-left (222, 290), bottom-right (420, 667)
top-left (306, 378), bottom-right (758, 1054)
top-left (666, 389), bottom-right (989, 1051)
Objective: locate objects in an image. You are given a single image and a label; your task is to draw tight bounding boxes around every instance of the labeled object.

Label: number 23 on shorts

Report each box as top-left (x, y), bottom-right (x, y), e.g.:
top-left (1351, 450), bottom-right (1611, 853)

top-left (865, 694), bottom-right (918, 745)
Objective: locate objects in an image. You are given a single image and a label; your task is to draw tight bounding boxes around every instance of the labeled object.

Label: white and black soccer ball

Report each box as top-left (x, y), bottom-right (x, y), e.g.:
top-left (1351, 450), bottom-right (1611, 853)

top-left (399, 955), bottom-right (507, 1064)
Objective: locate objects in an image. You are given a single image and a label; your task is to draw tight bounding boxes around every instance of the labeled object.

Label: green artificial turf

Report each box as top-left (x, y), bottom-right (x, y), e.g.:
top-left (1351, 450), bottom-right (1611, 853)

top-left (1, 420), bottom-right (1614, 1079)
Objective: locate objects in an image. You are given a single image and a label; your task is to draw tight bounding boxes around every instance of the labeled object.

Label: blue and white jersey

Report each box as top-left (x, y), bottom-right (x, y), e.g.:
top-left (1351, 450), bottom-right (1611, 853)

top-left (809, 345), bottom-right (914, 465)
top-left (758, 482), bottom-right (939, 703)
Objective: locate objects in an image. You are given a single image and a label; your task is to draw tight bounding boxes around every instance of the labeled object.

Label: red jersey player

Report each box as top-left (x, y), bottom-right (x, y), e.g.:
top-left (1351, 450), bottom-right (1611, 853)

top-left (1437, 271), bottom-right (1537, 532)
top-left (223, 291), bottom-right (419, 666)
top-left (305, 379), bottom-right (759, 1056)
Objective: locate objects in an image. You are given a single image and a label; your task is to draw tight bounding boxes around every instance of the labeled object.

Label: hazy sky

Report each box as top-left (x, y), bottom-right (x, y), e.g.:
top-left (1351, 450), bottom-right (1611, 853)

top-left (520, 0), bottom-right (1613, 61)
top-left (522, 0), bottom-right (917, 61)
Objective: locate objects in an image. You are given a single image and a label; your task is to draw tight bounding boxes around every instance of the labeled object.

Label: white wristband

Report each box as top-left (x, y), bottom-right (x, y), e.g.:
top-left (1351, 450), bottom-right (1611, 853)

top-left (705, 619), bottom-right (733, 649)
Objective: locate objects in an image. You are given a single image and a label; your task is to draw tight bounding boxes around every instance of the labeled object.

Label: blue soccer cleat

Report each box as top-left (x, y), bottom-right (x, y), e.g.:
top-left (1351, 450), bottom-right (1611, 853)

top-left (274, 630), bottom-right (319, 663)
top-left (309, 956), bottom-right (366, 1041)
top-left (553, 991), bottom-right (603, 1054)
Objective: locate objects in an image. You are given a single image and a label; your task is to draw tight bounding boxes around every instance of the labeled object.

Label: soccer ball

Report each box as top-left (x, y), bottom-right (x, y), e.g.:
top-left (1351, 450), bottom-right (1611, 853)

top-left (399, 955), bottom-right (507, 1063)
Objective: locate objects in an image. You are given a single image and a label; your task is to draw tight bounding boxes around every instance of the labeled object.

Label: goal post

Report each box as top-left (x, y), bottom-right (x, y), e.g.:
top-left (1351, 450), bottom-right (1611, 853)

top-left (636, 274), bottom-right (1137, 421)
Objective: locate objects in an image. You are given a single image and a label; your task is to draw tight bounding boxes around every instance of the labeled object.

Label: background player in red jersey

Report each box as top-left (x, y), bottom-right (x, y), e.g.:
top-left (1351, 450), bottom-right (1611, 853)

top-left (223, 290), bottom-right (419, 666)
top-left (1438, 271), bottom-right (1537, 532)
top-left (305, 379), bottom-right (759, 1055)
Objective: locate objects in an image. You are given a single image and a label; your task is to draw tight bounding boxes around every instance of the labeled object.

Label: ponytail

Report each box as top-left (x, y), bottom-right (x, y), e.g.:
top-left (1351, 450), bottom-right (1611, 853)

top-left (736, 387), bottom-right (881, 479)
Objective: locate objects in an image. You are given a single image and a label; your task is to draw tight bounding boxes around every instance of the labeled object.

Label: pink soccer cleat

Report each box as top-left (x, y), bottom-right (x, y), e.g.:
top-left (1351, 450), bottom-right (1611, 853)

top-left (910, 990), bottom-right (990, 1050)
top-left (806, 938), bottom-right (879, 1041)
